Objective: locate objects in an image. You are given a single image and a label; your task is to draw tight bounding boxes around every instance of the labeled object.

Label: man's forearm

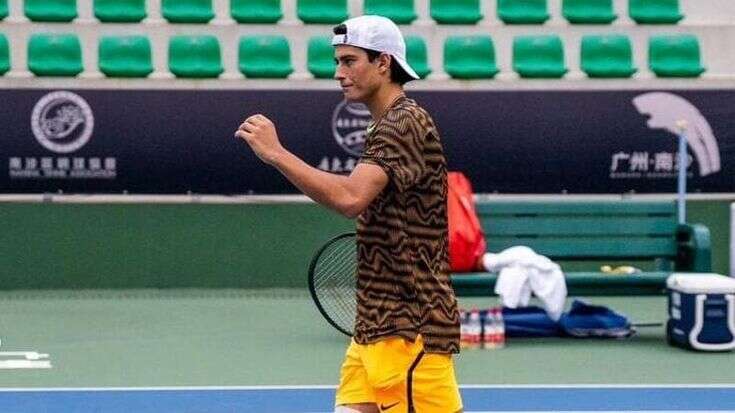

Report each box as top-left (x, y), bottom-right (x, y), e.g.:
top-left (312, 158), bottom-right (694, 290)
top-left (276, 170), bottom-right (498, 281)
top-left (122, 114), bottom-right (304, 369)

top-left (271, 150), bottom-right (360, 217)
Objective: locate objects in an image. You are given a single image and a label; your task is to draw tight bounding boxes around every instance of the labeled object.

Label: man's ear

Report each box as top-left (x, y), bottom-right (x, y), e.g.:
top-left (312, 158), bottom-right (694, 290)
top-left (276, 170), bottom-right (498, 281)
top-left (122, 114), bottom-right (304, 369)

top-left (378, 54), bottom-right (392, 74)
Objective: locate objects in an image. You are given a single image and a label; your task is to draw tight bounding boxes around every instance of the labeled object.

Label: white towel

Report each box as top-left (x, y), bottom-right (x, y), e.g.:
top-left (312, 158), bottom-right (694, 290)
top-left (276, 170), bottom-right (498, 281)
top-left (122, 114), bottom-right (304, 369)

top-left (483, 246), bottom-right (567, 321)
top-left (494, 266), bottom-right (532, 308)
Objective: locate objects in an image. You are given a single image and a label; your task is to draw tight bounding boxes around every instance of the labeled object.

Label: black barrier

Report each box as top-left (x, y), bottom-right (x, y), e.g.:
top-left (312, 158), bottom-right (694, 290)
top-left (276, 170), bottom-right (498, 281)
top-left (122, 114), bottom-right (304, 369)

top-left (2, 89), bottom-right (733, 194)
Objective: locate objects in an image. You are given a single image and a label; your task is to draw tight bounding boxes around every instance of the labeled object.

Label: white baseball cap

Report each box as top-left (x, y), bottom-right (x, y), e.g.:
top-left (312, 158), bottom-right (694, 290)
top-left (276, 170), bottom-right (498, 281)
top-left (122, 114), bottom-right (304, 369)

top-left (332, 15), bottom-right (419, 80)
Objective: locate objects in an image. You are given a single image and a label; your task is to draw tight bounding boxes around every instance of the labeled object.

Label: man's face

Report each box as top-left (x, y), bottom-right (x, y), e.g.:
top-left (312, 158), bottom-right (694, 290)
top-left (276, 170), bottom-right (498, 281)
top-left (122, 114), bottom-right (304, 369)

top-left (333, 45), bottom-right (387, 103)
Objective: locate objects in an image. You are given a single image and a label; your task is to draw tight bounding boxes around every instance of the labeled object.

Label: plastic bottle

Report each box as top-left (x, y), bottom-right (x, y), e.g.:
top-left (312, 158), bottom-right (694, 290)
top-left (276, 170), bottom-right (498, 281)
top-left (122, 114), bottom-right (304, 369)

top-left (495, 307), bottom-right (506, 349)
top-left (459, 309), bottom-right (469, 349)
top-left (482, 308), bottom-right (497, 349)
top-left (483, 307), bottom-right (506, 349)
top-left (461, 308), bottom-right (482, 349)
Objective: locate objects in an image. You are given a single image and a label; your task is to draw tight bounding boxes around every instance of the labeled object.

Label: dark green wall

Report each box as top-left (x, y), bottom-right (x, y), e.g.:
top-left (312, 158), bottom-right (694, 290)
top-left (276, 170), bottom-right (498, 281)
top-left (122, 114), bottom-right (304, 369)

top-left (688, 199), bottom-right (732, 276)
top-left (0, 199), bottom-right (730, 290)
top-left (0, 203), bottom-right (353, 289)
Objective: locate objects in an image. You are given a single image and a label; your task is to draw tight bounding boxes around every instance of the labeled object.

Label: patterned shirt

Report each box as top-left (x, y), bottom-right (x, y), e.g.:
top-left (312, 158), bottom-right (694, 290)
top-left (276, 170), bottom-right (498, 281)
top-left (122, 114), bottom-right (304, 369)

top-left (354, 95), bottom-right (460, 354)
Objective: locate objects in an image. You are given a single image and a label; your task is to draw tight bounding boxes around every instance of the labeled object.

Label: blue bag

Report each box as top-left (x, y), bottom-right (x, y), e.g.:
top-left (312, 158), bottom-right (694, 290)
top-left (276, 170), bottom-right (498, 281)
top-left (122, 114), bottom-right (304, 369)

top-left (498, 306), bottom-right (562, 337)
top-left (559, 299), bottom-right (635, 338)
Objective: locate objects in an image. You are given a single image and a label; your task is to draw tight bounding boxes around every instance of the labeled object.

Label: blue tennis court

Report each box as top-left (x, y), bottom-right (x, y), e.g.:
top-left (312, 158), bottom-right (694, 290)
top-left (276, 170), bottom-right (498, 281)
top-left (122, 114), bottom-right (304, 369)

top-left (1, 385), bottom-right (734, 412)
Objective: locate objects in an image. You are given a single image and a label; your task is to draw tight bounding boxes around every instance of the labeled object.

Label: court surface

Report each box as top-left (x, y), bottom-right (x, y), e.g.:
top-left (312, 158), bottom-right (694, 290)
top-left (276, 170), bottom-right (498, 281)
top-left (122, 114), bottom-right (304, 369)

top-left (0, 290), bottom-right (733, 412)
top-left (1, 385), bottom-right (735, 412)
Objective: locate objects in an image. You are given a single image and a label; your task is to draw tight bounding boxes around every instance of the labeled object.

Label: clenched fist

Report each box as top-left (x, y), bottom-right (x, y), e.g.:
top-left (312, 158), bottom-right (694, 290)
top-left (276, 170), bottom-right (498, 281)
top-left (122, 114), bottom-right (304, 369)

top-left (234, 114), bottom-right (286, 165)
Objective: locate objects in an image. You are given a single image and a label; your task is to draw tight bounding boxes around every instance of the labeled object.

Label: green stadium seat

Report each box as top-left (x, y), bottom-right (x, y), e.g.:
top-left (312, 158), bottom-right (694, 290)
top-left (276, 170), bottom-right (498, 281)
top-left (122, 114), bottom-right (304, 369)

top-left (162, 0), bottom-right (214, 23)
top-left (307, 36), bottom-right (335, 79)
top-left (0, 34), bottom-right (9, 75)
top-left (239, 35), bottom-right (293, 78)
top-left (444, 36), bottom-right (498, 79)
top-left (168, 35), bottom-right (223, 78)
top-left (629, 0), bottom-right (683, 24)
top-left (405, 36), bottom-right (430, 79)
top-left (98, 36), bottom-right (153, 78)
top-left (94, 0), bottom-right (146, 22)
top-left (513, 35), bottom-right (567, 78)
top-left (562, 0), bottom-right (616, 24)
top-left (430, 0), bottom-right (482, 24)
top-left (28, 34), bottom-right (83, 77)
top-left (581, 35), bottom-right (635, 78)
top-left (231, 0), bottom-right (282, 23)
top-left (649, 34), bottom-right (704, 78)
top-left (497, 0), bottom-right (549, 24)
top-left (25, 0), bottom-right (77, 22)
top-left (297, 0), bottom-right (348, 24)
top-left (1, 0), bottom-right (8, 21)
top-left (365, 0), bottom-right (416, 24)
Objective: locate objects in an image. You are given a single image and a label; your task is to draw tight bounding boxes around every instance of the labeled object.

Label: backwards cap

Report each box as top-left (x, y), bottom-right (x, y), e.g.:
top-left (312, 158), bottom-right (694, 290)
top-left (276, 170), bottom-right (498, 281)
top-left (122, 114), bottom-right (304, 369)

top-left (332, 15), bottom-right (419, 80)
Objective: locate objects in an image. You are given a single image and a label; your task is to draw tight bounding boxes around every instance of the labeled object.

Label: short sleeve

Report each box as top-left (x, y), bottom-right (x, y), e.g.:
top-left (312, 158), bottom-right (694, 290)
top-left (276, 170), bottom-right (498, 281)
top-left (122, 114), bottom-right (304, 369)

top-left (360, 110), bottom-right (426, 193)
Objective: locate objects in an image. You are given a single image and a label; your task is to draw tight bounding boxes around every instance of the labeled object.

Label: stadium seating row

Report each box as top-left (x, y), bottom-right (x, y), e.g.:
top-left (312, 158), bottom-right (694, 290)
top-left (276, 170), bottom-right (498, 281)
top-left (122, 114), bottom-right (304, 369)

top-left (0, 0), bottom-right (684, 25)
top-left (0, 32), bottom-right (704, 79)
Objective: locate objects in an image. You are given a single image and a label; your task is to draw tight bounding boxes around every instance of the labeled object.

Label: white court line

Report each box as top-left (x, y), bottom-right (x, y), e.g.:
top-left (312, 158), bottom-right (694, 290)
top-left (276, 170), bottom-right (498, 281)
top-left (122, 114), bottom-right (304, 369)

top-left (459, 384), bottom-right (735, 389)
top-left (0, 384), bottom-right (734, 392)
top-left (0, 351), bottom-right (49, 359)
top-left (0, 360), bottom-right (51, 369)
top-left (0, 351), bottom-right (52, 370)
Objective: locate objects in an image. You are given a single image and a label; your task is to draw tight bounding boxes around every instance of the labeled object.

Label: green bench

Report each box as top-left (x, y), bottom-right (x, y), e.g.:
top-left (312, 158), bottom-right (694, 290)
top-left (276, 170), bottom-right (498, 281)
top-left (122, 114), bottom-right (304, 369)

top-left (451, 201), bottom-right (711, 296)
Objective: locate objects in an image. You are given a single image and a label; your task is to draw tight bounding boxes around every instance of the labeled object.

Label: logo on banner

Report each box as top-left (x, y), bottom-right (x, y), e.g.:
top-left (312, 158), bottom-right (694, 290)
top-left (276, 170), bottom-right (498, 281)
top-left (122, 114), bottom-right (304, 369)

top-left (31, 91), bottom-right (94, 154)
top-left (332, 100), bottom-right (371, 156)
top-left (319, 100), bottom-right (370, 173)
top-left (610, 92), bottom-right (721, 178)
top-left (8, 91), bottom-right (116, 180)
top-left (624, 92), bottom-right (720, 178)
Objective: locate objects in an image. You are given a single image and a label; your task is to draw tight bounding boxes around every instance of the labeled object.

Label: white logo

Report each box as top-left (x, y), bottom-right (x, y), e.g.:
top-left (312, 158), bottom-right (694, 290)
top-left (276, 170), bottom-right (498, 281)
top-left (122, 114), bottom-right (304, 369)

top-left (632, 92), bottom-right (720, 176)
top-left (331, 100), bottom-right (371, 157)
top-left (31, 91), bottom-right (94, 154)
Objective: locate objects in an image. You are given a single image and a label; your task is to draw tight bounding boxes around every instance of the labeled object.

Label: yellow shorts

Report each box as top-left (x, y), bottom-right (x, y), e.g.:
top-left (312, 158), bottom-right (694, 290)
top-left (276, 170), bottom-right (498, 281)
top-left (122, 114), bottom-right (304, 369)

top-left (335, 335), bottom-right (462, 413)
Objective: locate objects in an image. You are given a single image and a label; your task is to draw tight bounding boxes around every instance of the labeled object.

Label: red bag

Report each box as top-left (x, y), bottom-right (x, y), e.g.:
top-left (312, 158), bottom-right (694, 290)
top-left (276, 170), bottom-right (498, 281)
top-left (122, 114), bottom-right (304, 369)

top-left (447, 172), bottom-right (486, 272)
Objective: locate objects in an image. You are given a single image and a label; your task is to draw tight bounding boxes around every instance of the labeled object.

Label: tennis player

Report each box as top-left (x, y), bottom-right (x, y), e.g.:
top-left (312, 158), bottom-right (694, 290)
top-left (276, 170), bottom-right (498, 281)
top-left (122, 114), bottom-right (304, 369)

top-left (235, 15), bottom-right (462, 413)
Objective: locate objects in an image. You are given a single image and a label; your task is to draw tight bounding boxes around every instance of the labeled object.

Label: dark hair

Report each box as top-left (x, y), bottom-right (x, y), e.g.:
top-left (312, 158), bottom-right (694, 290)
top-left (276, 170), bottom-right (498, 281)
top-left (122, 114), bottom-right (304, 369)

top-left (332, 24), bottom-right (414, 85)
top-left (364, 49), bottom-right (414, 85)
top-left (333, 24), bottom-right (347, 35)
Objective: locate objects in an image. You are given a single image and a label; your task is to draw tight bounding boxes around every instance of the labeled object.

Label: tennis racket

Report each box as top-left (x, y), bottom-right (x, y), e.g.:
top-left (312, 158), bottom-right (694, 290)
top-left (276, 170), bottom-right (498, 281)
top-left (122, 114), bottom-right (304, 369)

top-left (308, 232), bottom-right (357, 337)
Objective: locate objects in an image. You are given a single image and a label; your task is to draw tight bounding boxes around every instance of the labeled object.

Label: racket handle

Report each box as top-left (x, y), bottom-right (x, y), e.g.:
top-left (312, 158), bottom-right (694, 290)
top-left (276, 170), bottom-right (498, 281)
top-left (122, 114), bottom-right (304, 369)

top-left (632, 322), bottom-right (664, 328)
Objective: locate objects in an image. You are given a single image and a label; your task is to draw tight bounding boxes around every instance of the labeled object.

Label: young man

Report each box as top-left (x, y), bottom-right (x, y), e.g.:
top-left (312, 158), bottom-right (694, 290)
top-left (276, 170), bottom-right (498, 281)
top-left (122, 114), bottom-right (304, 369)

top-left (235, 15), bottom-right (462, 413)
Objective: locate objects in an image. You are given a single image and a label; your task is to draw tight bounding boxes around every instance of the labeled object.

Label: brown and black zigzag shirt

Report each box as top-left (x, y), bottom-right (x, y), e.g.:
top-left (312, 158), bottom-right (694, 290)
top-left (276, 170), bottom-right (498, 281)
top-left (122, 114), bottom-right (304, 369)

top-left (354, 95), bottom-right (460, 354)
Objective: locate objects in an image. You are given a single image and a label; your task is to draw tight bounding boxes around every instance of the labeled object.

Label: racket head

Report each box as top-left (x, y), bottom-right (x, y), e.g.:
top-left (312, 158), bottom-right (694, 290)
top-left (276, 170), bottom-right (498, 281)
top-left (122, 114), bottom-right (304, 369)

top-left (308, 232), bottom-right (357, 337)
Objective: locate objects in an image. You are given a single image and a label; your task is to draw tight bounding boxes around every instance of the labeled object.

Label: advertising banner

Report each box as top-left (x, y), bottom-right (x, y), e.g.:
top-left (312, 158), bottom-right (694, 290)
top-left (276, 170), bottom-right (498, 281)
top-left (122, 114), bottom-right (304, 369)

top-left (2, 89), bottom-right (733, 194)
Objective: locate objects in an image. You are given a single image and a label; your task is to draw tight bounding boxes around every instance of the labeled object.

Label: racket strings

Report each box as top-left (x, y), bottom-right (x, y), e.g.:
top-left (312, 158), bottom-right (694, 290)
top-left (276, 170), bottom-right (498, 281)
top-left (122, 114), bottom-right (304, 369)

top-left (313, 236), bottom-right (358, 334)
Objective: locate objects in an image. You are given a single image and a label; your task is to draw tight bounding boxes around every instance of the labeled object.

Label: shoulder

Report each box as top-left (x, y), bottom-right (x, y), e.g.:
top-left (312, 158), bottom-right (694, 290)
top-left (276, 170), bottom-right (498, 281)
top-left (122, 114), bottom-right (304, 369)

top-left (387, 98), bottom-right (422, 121)
top-left (380, 98), bottom-right (434, 135)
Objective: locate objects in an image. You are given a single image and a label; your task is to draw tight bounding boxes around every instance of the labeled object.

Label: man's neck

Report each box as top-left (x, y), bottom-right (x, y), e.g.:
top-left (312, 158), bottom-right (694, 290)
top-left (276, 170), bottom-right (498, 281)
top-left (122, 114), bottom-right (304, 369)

top-left (366, 83), bottom-right (404, 122)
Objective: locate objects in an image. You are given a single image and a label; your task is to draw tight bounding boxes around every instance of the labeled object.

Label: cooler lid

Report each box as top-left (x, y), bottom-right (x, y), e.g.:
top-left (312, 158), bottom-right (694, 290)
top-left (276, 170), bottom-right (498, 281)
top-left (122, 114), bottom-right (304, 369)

top-left (667, 273), bottom-right (735, 294)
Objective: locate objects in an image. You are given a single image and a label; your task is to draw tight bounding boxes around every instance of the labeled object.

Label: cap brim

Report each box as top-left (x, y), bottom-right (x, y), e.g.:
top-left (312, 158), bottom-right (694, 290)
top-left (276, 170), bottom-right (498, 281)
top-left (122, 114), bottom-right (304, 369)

top-left (393, 56), bottom-right (420, 80)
